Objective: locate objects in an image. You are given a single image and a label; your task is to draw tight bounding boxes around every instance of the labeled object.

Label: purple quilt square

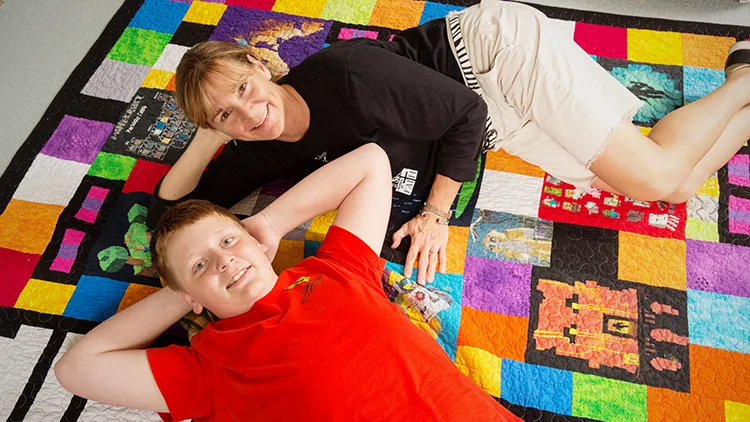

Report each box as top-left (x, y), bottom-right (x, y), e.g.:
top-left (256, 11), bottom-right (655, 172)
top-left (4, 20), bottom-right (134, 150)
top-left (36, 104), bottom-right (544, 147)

top-left (209, 7), bottom-right (331, 77)
top-left (463, 256), bottom-right (532, 317)
top-left (41, 115), bottom-right (114, 164)
top-left (687, 239), bottom-right (750, 298)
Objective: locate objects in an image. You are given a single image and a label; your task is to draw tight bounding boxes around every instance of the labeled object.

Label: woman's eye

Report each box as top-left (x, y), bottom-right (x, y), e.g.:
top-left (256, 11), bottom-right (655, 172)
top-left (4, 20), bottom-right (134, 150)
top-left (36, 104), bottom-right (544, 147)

top-left (223, 236), bottom-right (234, 246)
top-left (221, 111), bottom-right (231, 122)
top-left (239, 83), bottom-right (247, 94)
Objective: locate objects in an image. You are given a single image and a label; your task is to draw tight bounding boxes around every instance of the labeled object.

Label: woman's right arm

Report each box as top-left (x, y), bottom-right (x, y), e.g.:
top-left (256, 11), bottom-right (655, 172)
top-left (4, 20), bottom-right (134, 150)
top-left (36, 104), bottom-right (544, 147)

top-left (157, 127), bottom-right (232, 201)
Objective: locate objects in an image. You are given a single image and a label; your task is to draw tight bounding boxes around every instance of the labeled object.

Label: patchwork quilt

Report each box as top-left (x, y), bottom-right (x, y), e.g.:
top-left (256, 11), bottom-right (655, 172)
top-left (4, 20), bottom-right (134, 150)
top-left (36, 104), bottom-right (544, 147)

top-left (0, 0), bottom-right (749, 421)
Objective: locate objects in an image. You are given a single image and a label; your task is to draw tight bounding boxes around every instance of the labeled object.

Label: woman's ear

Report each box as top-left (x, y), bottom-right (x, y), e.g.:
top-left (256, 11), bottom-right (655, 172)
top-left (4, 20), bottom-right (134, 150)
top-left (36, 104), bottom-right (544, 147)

top-left (246, 54), bottom-right (272, 80)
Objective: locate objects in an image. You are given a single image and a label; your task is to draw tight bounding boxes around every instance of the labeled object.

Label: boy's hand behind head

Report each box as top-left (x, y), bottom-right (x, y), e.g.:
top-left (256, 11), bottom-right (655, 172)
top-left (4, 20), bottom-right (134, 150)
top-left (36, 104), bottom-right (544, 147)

top-left (242, 212), bottom-right (280, 262)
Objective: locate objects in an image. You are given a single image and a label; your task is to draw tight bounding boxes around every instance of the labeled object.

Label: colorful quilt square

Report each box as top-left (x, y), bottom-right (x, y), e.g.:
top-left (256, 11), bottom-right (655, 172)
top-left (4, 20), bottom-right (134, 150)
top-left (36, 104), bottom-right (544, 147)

top-left (63, 275), bottom-right (130, 322)
top-left (14, 279), bottom-right (76, 315)
top-left (687, 240), bottom-right (750, 298)
top-left (81, 58), bottom-right (151, 103)
top-left (75, 186), bottom-right (110, 224)
top-left (598, 58), bottom-right (683, 127)
top-left (337, 27), bottom-right (378, 40)
top-left (117, 284), bottom-right (159, 312)
top-left (170, 21), bottom-right (217, 47)
top-left (40, 115), bottom-right (114, 164)
top-left (210, 7), bottom-right (331, 78)
top-left (627, 28), bottom-right (683, 66)
top-left (550, 223), bottom-right (619, 279)
top-left (226, 0), bottom-right (275, 10)
top-left (418, 1), bottom-right (464, 25)
top-left (455, 346), bottom-right (501, 397)
top-left (129, 0), bottom-right (190, 34)
top-left (303, 239), bottom-right (322, 258)
top-left (0, 248), bottom-right (41, 307)
top-left (687, 194), bottom-right (719, 223)
top-left (88, 152), bottom-right (136, 181)
top-left (153, 43), bottom-right (190, 73)
top-left (572, 373), bottom-right (647, 422)
top-left (467, 209), bottom-right (552, 266)
top-left (458, 306), bottom-right (528, 362)
top-left (683, 66), bottom-right (724, 104)
top-left (681, 33), bottom-right (736, 70)
top-left (272, 239), bottom-right (305, 274)
top-left (183, 1), bottom-right (228, 26)
top-left (141, 69), bottom-right (174, 89)
top-left (573, 22), bottom-right (627, 59)
top-left (728, 154), bottom-right (750, 187)
top-left (12, 155), bottom-right (90, 206)
top-left (647, 387), bottom-right (722, 422)
top-left (501, 359), bottom-right (573, 415)
top-left (306, 210), bottom-right (336, 243)
top-left (445, 225), bottom-right (469, 274)
top-left (103, 89), bottom-right (197, 165)
top-left (729, 195), bottom-right (750, 235)
top-left (0, 200), bottom-right (65, 255)
top-left (272, 0), bottom-right (327, 18)
top-left (618, 231), bottom-right (687, 290)
top-left (122, 160), bottom-right (171, 194)
top-left (688, 289), bottom-right (750, 353)
top-left (107, 27), bottom-right (172, 67)
top-left (463, 256), bottom-right (531, 317)
top-left (369, 0), bottom-right (425, 31)
top-left (484, 149), bottom-right (545, 178)
top-left (726, 401), bottom-right (750, 422)
top-left (84, 193), bottom-right (159, 286)
top-left (50, 229), bottom-right (86, 274)
top-left (320, 0), bottom-right (378, 25)
top-left (476, 171), bottom-right (543, 218)
top-left (528, 268), bottom-right (690, 392)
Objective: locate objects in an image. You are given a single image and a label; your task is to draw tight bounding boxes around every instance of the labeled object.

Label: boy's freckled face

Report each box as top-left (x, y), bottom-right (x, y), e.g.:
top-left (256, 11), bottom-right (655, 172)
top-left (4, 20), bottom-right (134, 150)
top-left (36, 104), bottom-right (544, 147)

top-left (165, 214), bottom-right (277, 319)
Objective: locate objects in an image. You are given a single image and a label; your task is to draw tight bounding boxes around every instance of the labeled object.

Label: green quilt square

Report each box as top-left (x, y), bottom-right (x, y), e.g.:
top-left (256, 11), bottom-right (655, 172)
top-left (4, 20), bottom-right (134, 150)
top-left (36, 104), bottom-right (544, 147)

top-left (320, 0), bottom-right (377, 25)
top-left (572, 373), bottom-right (647, 422)
top-left (107, 27), bottom-right (172, 66)
top-left (88, 152), bottom-right (136, 181)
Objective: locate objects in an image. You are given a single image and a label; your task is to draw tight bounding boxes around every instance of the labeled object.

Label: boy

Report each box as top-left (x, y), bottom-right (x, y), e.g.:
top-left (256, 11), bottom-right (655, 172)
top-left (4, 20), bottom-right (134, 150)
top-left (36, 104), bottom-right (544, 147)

top-left (55, 144), bottom-right (519, 421)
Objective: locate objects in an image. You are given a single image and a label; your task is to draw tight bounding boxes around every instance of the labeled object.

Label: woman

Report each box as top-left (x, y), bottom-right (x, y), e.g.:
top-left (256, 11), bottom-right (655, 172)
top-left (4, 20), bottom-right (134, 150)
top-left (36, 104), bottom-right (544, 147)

top-left (151, 0), bottom-right (750, 285)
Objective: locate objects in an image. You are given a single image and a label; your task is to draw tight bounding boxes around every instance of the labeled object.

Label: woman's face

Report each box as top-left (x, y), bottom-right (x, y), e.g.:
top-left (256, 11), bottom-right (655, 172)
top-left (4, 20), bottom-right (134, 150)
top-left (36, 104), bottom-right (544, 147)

top-left (204, 59), bottom-right (286, 141)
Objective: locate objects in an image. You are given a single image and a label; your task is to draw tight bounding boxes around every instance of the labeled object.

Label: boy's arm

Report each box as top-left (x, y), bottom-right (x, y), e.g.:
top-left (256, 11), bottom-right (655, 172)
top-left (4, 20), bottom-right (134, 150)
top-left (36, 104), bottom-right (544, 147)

top-left (246, 143), bottom-right (392, 254)
top-left (55, 288), bottom-right (192, 413)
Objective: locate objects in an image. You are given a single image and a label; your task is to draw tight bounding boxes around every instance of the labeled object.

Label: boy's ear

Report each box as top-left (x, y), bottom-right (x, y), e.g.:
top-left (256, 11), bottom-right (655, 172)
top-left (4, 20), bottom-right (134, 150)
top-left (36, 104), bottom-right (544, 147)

top-left (175, 290), bottom-right (204, 315)
top-left (246, 54), bottom-right (272, 81)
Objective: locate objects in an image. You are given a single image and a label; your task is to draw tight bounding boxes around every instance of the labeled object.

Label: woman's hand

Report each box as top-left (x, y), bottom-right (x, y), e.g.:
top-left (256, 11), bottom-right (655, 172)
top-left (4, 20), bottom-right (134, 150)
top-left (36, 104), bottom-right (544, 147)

top-left (391, 213), bottom-right (449, 285)
top-left (242, 212), bottom-right (281, 262)
top-left (197, 126), bottom-right (233, 147)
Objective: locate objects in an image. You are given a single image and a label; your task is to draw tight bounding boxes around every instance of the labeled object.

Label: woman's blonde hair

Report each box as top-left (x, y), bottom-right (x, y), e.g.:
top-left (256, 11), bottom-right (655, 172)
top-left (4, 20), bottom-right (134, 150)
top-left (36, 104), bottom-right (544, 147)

top-left (175, 41), bottom-right (259, 128)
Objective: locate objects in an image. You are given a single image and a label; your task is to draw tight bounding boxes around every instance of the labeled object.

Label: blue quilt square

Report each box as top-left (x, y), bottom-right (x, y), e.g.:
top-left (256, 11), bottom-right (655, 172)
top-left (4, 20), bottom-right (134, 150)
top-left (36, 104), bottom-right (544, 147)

top-left (419, 2), bottom-right (465, 25)
top-left (683, 66), bottom-right (724, 104)
top-left (129, 0), bottom-right (190, 34)
top-left (63, 275), bottom-right (129, 322)
top-left (501, 359), bottom-right (573, 415)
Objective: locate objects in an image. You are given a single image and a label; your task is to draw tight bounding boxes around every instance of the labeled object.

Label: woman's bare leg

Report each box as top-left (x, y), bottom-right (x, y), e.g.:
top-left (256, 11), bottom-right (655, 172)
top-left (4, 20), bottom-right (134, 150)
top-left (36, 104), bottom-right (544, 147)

top-left (589, 69), bottom-right (750, 201)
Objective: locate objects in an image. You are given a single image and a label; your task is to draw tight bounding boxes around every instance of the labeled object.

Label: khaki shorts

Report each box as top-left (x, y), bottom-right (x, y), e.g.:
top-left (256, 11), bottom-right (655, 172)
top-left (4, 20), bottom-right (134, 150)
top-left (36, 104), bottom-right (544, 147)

top-left (449, 0), bottom-right (644, 191)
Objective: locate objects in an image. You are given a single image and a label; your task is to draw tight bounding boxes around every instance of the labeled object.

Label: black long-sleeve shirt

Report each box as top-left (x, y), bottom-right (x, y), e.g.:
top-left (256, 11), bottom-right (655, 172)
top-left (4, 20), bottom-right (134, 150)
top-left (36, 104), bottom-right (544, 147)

top-left (148, 20), bottom-right (487, 228)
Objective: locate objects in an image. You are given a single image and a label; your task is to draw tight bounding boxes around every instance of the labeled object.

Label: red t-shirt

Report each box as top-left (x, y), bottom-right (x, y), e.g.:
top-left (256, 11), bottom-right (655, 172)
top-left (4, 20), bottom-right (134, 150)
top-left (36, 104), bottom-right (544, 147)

top-left (147, 226), bottom-right (519, 421)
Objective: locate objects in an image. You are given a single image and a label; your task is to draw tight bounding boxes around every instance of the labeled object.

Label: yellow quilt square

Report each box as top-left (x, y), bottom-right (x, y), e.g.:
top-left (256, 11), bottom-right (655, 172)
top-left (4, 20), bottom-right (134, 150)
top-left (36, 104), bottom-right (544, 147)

top-left (618, 231), bottom-right (686, 289)
top-left (485, 149), bottom-right (545, 178)
top-left (306, 210), bottom-right (337, 242)
top-left (446, 226), bottom-right (469, 274)
top-left (184, 1), bottom-right (227, 26)
top-left (627, 28), bottom-right (683, 66)
top-left (117, 284), bottom-right (159, 312)
top-left (15, 279), bottom-right (75, 315)
top-left (272, 239), bottom-right (305, 274)
top-left (455, 346), bottom-right (502, 397)
top-left (695, 176), bottom-right (719, 198)
top-left (142, 69), bottom-right (174, 89)
top-left (682, 33), bottom-right (735, 70)
top-left (726, 401), bottom-right (750, 422)
top-left (0, 199), bottom-right (65, 254)
top-left (369, 0), bottom-right (425, 31)
top-left (272, 0), bottom-right (327, 18)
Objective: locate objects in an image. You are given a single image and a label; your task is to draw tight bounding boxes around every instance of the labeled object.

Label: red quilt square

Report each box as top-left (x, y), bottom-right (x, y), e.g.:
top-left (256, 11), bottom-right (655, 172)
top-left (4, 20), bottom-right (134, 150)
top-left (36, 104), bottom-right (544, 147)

top-left (225, 0), bottom-right (275, 11)
top-left (574, 22), bottom-right (627, 59)
top-left (122, 160), bottom-right (172, 194)
top-left (0, 248), bottom-right (41, 307)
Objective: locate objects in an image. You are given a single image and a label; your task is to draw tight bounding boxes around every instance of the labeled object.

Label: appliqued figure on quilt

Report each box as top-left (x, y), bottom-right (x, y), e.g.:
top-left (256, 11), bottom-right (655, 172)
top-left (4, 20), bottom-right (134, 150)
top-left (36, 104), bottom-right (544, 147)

top-left (469, 209), bottom-right (552, 267)
top-left (97, 203), bottom-right (155, 278)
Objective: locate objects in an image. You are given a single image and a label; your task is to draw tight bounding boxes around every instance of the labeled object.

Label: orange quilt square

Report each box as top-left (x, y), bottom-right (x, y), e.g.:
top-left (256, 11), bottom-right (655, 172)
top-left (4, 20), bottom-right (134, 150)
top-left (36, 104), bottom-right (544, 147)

top-left (369, 0), bottom-right (425, 31)
top-left (0, 199), bottom-right (65, 254)
top-left (117, 284), bottom-right (160, 312)
top-left (457, 306), bottom-right (528, 362)
top-left (682, 33), bottom-right (736, 70)
top-left (446, 226), bottom-right (469, 274)
top-left (485, 149), bottom-right (545, 178)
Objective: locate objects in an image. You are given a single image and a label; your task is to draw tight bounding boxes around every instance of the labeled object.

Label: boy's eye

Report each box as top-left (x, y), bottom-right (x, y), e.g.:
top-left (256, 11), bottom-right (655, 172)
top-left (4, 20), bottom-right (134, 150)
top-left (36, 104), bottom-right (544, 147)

top-left (238, 83), bottom-right (247, 94)
top-left (220, 111), bottom-right (231, 122)
top-left (194, 261), bottom-right (205, 273)
top-left (223, 236), bottom-right (234, 247)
